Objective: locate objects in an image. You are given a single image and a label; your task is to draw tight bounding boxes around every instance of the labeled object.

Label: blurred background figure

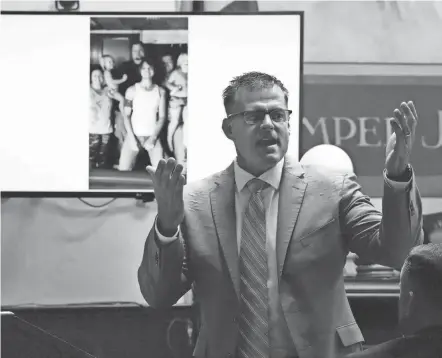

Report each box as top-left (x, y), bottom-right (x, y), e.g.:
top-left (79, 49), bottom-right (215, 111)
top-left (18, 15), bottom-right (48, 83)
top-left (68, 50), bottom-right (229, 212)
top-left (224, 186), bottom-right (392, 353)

top-left (424, 214), bottom-right (442, 244)
top-left (301, 144), bottom-right (359, 277)
top-left (347, 244), bottom-right (442, 358)
top-left (300, 144), bottom-right (354, 173)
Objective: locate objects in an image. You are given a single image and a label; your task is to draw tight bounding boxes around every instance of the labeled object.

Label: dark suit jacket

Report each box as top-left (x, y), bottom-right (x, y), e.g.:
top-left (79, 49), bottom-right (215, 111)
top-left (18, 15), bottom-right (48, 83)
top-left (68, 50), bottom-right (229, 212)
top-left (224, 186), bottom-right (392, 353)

top-left (138, 155), bottom-right (423, 358)
top-left (346, 326), bottom-right (442, 358)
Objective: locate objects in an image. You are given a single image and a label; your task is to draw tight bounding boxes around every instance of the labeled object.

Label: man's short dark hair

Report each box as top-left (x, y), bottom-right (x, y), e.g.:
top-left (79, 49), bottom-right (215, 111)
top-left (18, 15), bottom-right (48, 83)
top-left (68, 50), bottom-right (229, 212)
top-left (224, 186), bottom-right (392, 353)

top-left (403, 244), bottom-right (442, 307)
top-left (131, 41), bottom-right (144, 50)
top-left (222, 71), bottom-right (289, 113)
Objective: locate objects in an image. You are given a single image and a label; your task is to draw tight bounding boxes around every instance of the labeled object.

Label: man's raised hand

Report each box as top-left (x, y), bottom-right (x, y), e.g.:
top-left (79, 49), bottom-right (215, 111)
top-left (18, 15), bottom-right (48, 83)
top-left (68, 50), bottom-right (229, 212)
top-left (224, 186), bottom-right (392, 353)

top-left (146, 158), bottom-right (185, 237)
top-left (385, 101), bottom-right (418, 178)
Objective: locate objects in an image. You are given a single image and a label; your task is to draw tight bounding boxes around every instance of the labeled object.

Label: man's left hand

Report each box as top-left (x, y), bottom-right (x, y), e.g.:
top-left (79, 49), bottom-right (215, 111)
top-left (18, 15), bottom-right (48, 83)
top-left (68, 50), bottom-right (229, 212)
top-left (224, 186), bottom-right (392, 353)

top-left (385, 101), bottom-right (418, 178)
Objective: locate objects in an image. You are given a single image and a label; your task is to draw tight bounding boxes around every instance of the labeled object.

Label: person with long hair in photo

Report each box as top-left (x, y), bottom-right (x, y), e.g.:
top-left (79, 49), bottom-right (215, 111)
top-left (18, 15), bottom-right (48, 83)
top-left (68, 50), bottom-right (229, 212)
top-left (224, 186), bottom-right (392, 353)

top-left (119, 58), bottom-right (166, 171)
top-left (89, 66), bottom-right (124, 169)
top-left (165, 52), bottom-right (188, 174)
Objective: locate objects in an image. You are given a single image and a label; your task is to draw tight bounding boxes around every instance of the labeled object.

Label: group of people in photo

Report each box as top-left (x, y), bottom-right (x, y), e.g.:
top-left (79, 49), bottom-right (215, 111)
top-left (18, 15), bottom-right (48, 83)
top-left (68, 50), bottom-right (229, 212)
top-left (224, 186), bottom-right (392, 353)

top-left (89, 41), bottom-right (188, 174)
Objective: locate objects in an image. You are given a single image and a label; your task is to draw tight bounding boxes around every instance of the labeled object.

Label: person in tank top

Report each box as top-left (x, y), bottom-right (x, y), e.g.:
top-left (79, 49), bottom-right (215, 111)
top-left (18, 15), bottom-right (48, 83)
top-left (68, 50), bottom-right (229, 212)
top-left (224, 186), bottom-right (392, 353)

top-left (119, 58), bottom-right (166, 171)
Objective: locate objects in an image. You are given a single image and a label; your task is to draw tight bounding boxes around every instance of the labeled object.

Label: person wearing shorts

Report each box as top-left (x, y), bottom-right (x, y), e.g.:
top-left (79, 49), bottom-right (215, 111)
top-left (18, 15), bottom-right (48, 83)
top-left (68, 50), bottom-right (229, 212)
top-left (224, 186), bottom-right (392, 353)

top-left (118, 58), bottom-right (166, 171)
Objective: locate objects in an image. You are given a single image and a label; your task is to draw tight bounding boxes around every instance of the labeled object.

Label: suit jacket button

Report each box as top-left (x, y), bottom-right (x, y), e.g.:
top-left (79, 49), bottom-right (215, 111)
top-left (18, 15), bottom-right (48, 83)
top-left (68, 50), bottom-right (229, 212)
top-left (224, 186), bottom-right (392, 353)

top-left (155, 252), bottom-right (159, 265)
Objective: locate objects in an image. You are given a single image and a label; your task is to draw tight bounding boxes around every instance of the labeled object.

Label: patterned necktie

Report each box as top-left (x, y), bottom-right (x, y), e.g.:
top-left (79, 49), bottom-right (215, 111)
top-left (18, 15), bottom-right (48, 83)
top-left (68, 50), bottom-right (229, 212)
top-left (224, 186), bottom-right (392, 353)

top-left (237, 178), bottom-right (270, 358)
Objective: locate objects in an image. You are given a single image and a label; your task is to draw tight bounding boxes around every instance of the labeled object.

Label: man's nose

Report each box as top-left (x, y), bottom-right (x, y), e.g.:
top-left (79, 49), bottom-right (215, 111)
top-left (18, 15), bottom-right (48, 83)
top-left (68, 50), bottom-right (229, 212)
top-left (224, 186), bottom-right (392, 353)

top-left (261, 113), bottom-right (274, 129)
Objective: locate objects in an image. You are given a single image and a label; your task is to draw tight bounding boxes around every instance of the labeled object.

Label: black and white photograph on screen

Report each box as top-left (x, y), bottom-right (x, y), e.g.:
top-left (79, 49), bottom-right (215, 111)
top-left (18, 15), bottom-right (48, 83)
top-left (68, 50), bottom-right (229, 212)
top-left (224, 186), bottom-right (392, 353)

top-left (89, 17), bottom-right (188, 189)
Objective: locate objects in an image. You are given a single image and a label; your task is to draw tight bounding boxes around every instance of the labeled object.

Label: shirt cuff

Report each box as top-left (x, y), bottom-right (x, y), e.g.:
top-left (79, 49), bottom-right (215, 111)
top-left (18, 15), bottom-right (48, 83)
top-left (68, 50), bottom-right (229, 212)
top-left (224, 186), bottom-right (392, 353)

top-left (154, 217), bottom-right (179, 244)
top-left (383, 169), bottom-right (412, 191)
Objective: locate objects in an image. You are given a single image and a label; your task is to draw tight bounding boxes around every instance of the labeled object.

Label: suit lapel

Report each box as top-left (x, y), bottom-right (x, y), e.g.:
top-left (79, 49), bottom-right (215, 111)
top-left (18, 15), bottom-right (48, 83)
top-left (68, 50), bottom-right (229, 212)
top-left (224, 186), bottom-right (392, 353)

top-left (209, 164), bottom-right (239, 298)
top-left (276, 158), bottom-right (307, 279)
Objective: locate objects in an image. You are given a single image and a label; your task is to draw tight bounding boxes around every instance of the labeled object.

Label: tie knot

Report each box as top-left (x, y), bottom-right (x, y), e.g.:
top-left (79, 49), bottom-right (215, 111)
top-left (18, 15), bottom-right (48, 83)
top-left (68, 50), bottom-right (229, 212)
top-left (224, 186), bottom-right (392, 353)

top-left (247, 178), bottom-right (268, 193)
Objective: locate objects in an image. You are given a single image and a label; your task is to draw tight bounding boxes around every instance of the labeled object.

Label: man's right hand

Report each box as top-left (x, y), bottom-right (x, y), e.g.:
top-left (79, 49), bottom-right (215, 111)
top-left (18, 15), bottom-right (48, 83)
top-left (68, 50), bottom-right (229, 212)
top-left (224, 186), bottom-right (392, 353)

top-left (146, 158), bottom-right (185, 237)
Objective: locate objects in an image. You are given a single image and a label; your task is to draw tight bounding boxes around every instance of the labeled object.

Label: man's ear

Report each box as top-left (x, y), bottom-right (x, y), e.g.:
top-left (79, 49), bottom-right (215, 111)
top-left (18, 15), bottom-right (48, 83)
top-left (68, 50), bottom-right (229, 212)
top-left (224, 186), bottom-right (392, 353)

top-left (222, 119), bottom-right (233, 140)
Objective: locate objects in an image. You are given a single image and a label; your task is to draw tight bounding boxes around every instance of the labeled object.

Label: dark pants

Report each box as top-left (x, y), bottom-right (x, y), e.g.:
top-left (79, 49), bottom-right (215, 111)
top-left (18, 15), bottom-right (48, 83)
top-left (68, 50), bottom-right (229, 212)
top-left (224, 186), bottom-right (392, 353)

top-left (89, 133), bottom-right (111, 169)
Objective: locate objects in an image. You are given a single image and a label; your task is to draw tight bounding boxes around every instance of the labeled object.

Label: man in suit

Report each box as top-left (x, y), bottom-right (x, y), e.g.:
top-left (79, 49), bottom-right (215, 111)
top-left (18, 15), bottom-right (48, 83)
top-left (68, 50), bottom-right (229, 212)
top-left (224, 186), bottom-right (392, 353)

top-left (346, 244), bottom-right (442, 358)
top-left (139, 72), bottom-right (423, 358)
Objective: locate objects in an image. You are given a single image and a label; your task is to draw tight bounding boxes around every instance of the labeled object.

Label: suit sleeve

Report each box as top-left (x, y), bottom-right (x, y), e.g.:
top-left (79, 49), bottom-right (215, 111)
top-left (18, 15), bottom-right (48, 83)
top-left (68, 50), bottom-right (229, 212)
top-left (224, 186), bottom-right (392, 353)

top-left (339, 166), bottom-right (424, 270)
top-left (137, 216), bottom-right (193, 308)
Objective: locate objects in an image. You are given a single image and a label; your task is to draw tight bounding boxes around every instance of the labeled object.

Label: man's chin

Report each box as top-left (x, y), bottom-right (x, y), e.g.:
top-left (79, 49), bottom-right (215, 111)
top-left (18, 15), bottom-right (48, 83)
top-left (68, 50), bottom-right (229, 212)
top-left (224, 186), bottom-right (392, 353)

top-left (260, 151), bottom-right (283, 165)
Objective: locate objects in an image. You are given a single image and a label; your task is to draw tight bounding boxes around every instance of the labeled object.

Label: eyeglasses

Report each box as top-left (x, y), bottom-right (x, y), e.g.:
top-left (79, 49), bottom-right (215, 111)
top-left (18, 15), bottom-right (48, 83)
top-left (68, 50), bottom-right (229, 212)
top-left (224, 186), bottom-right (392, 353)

top-left (226, 109), bottom-right (292, 125)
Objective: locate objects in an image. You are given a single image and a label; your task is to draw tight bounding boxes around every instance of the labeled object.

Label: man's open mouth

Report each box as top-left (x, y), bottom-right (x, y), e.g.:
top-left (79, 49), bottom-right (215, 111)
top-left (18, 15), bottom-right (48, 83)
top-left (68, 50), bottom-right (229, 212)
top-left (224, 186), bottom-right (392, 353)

top-left (258, 138), bottom-right (278, 146)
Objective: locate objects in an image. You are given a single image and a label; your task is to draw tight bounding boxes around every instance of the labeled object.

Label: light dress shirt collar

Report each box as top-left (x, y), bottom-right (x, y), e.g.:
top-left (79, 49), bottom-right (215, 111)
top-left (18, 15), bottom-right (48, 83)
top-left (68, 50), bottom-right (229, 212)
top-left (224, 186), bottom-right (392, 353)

top-left (233, 157), bottom-right (284, 192)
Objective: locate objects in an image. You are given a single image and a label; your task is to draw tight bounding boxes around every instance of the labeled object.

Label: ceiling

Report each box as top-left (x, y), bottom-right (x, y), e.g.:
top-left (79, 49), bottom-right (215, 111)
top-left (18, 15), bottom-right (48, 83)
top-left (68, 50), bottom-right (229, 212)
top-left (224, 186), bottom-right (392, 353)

top-left (90, 17), bottom-right (188, 31)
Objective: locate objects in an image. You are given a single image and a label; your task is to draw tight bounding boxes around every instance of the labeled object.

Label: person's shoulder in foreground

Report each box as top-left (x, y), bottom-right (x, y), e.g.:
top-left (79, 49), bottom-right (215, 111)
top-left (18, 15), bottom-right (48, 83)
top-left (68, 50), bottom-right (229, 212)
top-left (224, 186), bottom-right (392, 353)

top-left (345, 243), bottom-right (442, 358)
top-left (344, 328), bottom-right (442, 358)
